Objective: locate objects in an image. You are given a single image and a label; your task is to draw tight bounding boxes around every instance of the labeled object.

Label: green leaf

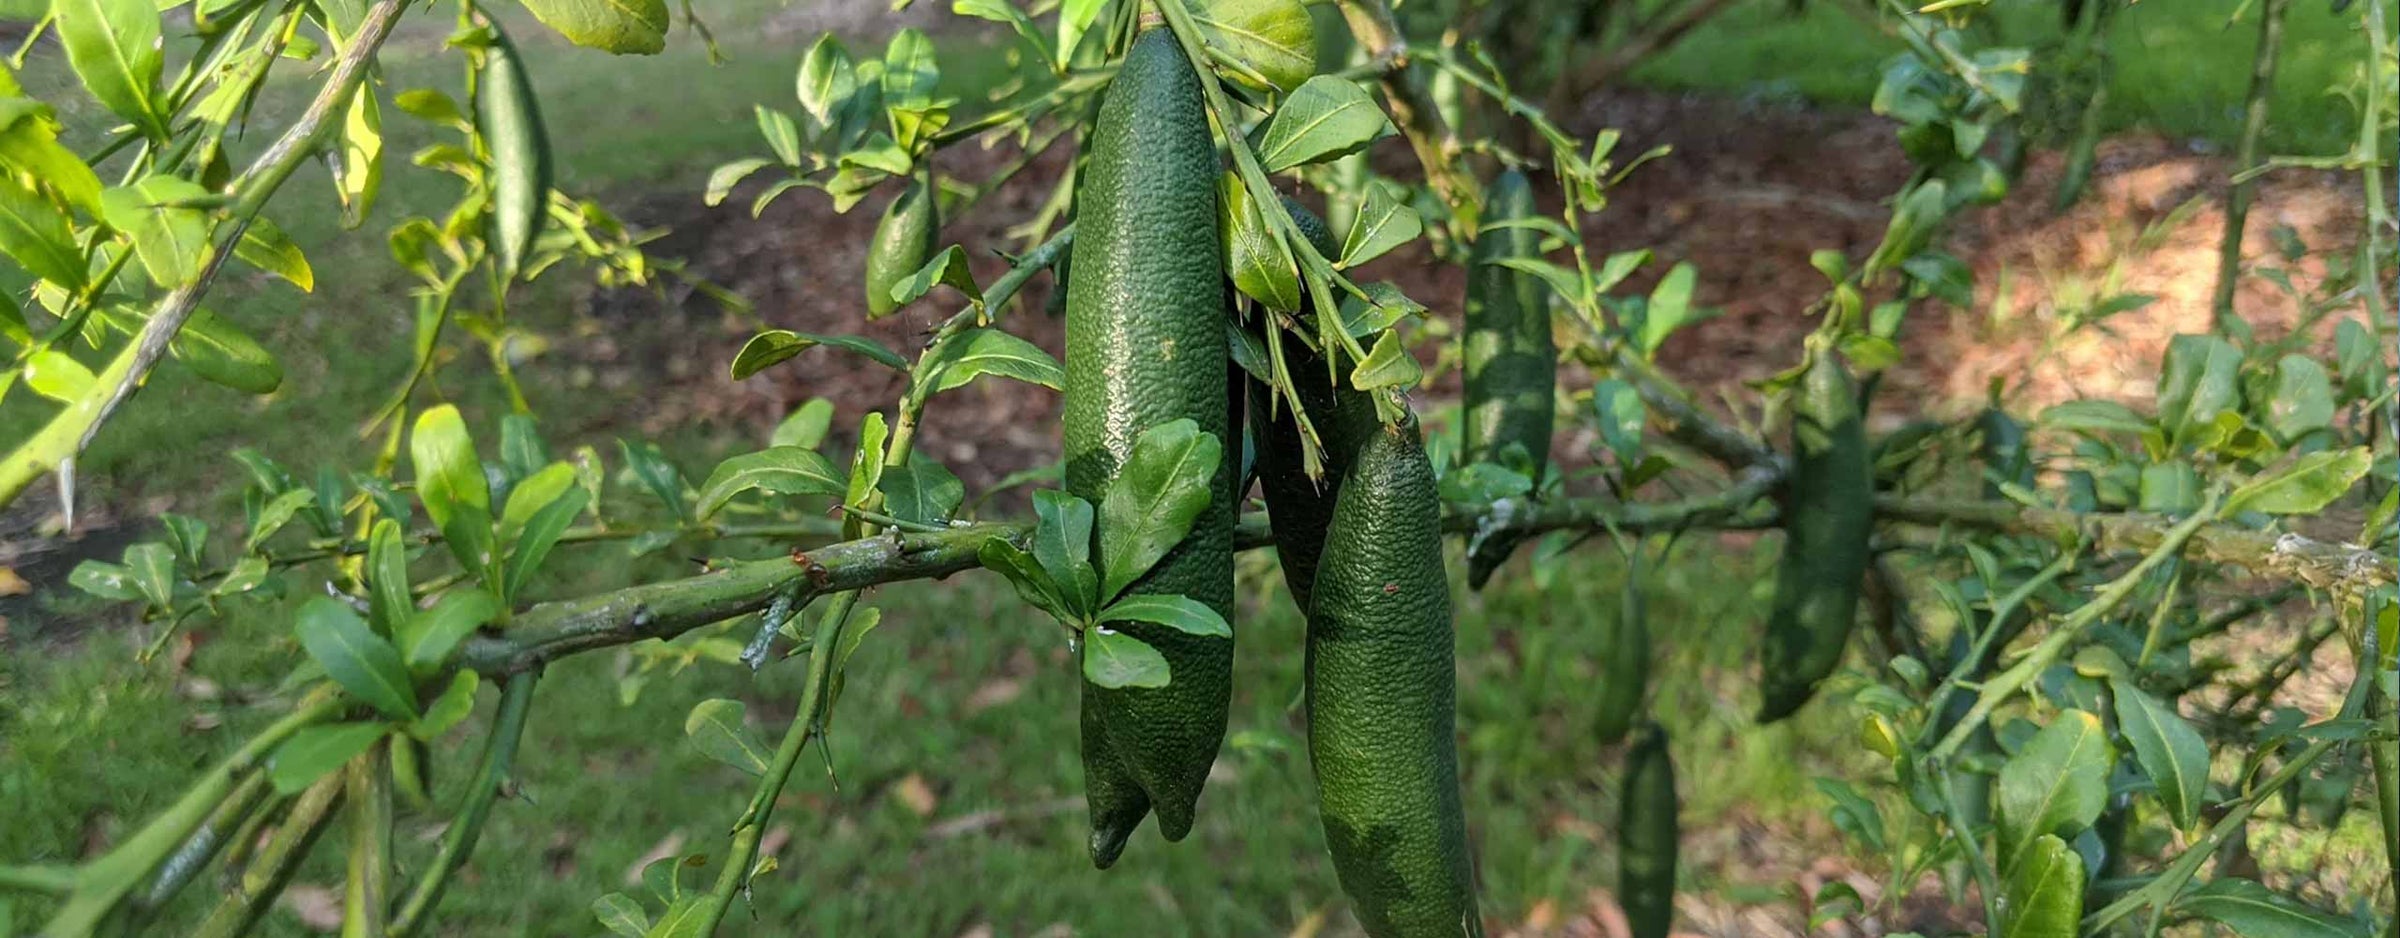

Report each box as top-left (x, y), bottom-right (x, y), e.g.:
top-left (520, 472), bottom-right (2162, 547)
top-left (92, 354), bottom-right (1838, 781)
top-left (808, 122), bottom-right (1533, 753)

top-left (617, 439), bottom-right (688, 522)
top-left (881, 28), bottom-right (939, 111)
top-left (843, 413), bottom-right (889, 537)
top-left (233, 216), bottom-right (314, 291)
top-left (440, 501), bottom-right (498, 583)
top-left (1995, 709), bottom-right (2112, 868)
top-left (1348, 329), bottom-right (1421, 391)
top-left (122, 541), bottom-right (175, 609)
top-left (755, 106), bottom-right (802, 165)
top-left (295, 597), bottom-right (420, 721)
top-left (877, 453), bottom-right (964, 524)
top-left (1639, 262), bottom-right (1700, 354)
top-left (795, 34), bottom-right (858, 140)
top-left (1082, 628), bottom-right (1169, 688)
top-left (771, 399), bottom-right (835, 449)
top-left (1255, 76), bottom-right (1393, 172)
top-left (1591, 378), bottom-right (1645, 465)
top-left (162, 513), bottom-right (208, 567)
top-left (1056, 0), bottom-right (1107, 61)
top-left (244, 489), bottom-right (317, 552)
top-left (0, 175), bottom-right (85, 288)
top-left (1813, 778), bottom-right (1887, 853)
top-left (405, 670), bottom-right (480, 739)
top-left (504, 486), bottom-right (587, 601)
top-left (2266, 354), bottom-right (2334, 441)
top-left (2040, 400), bottom-right (2151, 436)
top-left (366, 519), bottom-right (411, 636)
top-left (502, 462), bottom-right (578, 530)
top-left (54, 0), bottom-right (163, 136)
top-left (1099, 593), bottom-right (1229, 638)
top-left (23, 349), bottom-right (95, 403)
top-left (70, 560), bottom-right (139, 601)
top-left (0, 103), bottom-right (102, 214)
top-left (1337, 181), bottom-right (1420, 268)
top-left (1219, 173), bottom-right (1299, 311)
top-left (397, 590), bottom-right (498, 675)
top-left (1996, 834), bottom-right (2083, 938)
top-left (695, 446), bottom-right (845, 520)
top-left (953, 0), bottom-right (1051, 67)
top-left (831, 605), bottom-right (883, 673)
top-left (2224, 447), bottom-right (2372, 516)
top-left (979, 539), bottom-right (1073, 622)
top-left (2172, 877), bottom-right (2367, 938)
top-left (1334, 281), bottom-right (1424, 338)
top-left (1488, 256), bottom-right (1586, 312)
top-left (1590, 250), bottom-right (1651, 297)
top-left (919, 328), bottom-right (1063, 396)
top-left (2156, 334), bottom-right (2242, 445)
top-left (1194, 0), bottom-right (1313, 92)
top-left (333, 87), bottom-right (380, 228)
top-left (704, 158), bottom-right (774, 207)
top-left (730, 329), bottom-right (909, 379)
top-left (2334, 318), bottom-right (2379, 400)
top-left (889, 244), bottom-right (981, 309)
top-left (99, 176), bottom-right (212, 286)
top-left (212, 556), bottom-right (271, 596)
top-left (518, 0), bottom-right (668, 54)
top-left (410, 405), bottom-right (487, 531)
top-left (591, 894), bottom-right (651, 938)
top-left (1031, 490), bottom-right (1098, 618)
top-left (2107, 677), bottom-right (2210, 830)
top-left (171, 309), bottom-right (283, 394)
top-left (684, 698), bottom-right (772, 776)
top-left (268, 722), bottom-right (388, 794)
top-left (1097, 419), bottom-right (1221, 601)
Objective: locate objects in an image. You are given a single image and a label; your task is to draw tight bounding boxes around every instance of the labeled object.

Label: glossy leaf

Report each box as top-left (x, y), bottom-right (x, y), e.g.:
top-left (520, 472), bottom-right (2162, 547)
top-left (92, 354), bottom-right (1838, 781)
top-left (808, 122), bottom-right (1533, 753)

top-left (1056, 0), bottom-right (1106, 62)
top-left (406, 670), bottom-right (480, 739)
top-left (410, 405), bottom-right (487, 531)
top-left (1031, 490), bottom-right (1098, 617)
top-left (877, 453), bottom-right (963, 524)
top-left (2266, 354), bottom-right (2333, 440)
top-left (0, 176), bottom-right (86, 288)
top-left (1194, 0), bottom-right (1313, 91)
top-left (99, 176), bottom-right (212, 286)
top-left (1220, 172), bottom-right (1299, 311)
top-left (979, 539), bottom-right (1073, 623)
top-left (1338, 181), bottom-right (1421, 268)
top-left (1096, 420), bottom-right (1220, 601)
top-left (1348, 329), bottom-right (1421, 391)
top-left (268, 722), bottom-right (388, 794)
top-left (1639, 262), bottom-right (1702, 355)
top-left (504, 485), bottom-right (588, 600)
top-left (1099, 594), bottom-right (1230, 638)
top-left (296, 597), bottom-right (420, 721)
top-left (684, 699), bottom-right (772, 776)
top-left (795, 34), bottom-right (858, 139)
top-left (889, 244), bottom-right (981, 308)
top-left (771, 399), bottom-right (835, 449)
top-left (244, 489), bottom-right (317, 552)
top-left (695, 446), bottom-right (845, 520)
top-left (1996, 834), bottom-right (2083, 938)
top-left (518, 0), bottom-right (668, 54)
top-left (2224, 447), bottom-right (2371, 516)
top-left (366, 519), bottom-right (411, 636)
top-left (502, 462), bottom-right (578, 530)
top-left (55, 0), bottom-right (163, 136)
top-left (2108, 676), bottom-right (2210, 829)
top-left (397, 590), bottom-right (499, 675)
top-left (2172, 877), bottom-right (2366, 938)
top-left (171, 309), bottom-right (283, 394)
top-left (1995, 709), bottom-right (2112, 868)
top-left (1255, 76), bottom-right (1392, 172)
top-left (235, 216), bottom-right (315, 291)
top-left (591, 894), bottom-right (650, 938)
top-left (881, 28), bottom-right (939, 111)
top-left (730, 329), bottom-right (909, 379)
top-left (1082, 628), bottom-right (1169, 688)
top-left (23, 350), bottom-right (95, 402)
top-left (918, 328), bottom-right (1063, 395)
top-left (334, 87), bottom-right (380, 228)
top-left (2156, 334), bottom-right (2242, 444)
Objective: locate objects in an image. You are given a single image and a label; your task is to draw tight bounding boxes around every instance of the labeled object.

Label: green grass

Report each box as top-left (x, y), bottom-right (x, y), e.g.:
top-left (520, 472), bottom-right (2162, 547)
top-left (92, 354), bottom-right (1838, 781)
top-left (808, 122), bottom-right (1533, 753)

top-left (1632, 0), bottom-right (2372, 155)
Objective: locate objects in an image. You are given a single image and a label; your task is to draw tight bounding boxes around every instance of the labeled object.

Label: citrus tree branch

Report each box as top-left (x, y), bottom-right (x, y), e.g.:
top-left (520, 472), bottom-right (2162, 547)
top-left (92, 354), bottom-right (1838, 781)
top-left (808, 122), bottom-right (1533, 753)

top-left (0, 0), bottom-right (411, 513)
top-left (1333, 0), bottom-right (1482, 212)
top-left (389, 670), bottom-right (539, 937)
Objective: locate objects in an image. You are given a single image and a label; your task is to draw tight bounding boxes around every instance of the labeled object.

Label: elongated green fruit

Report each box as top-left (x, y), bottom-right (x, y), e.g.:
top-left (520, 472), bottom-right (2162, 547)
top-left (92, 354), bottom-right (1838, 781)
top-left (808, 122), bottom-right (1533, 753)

top-left (1592, 555), bottom-right (1649, 746)
top-left (1062, 27), bottom-right (1233, 866)
top-left (1618, 724), bottom-right (1678, 938)
top-left (865, 171), bottom-right (939, 317)
top-left (1757, 354), bottom-right (1872, 722)
top-left (1308, 411), bottom-right (1482, 937)
top-left (1461, 170), bottom-right (1554, 589)
top-left (475, 25), bottom-right (551, 283)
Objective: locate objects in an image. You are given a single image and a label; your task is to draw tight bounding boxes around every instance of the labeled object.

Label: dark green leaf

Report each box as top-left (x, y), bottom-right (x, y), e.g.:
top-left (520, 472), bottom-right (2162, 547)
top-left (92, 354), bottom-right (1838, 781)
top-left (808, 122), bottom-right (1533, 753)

top-left (1335, 281), bottom-right (1424, 339)
top-left (211, 556), bottom-right (271, 596)
top-left (1592, 378), bottom-right (1645, 465)
top-left (267, 722), bottom-right (388, 794)
top-left (2225, 448), bottom-right (2372, 516)
top-left (730, 329), bottom-right (909, 379)
top-left (504, 486), bottom-right (588, 601)
top-left (919, 328), bottom-right (1063, 395)
top-left (617, 439), bottom-right (688, 522)
top-left (295, 597), bottom-right (419, 721)
top-left (1438, 462), bottom-right (1533, 503)
top-left (1031, 490), bottom-right (1098, 617)
top-left (877, 453), bottom-right (964, 524)
top-left (1996, 709), bottom-right (2112, 868)
top-left (171, 308), bottom-right (283, 394)
top-left (1813, 778), bottom-right (1887, 853)
top-left (2107, 677), bottom-right (2210, 830)
top-left (2266, 354), bottom-right (2334, 441)
top-left (2172, 878), bottom-right (2365, 938)
top-left (397, 590), bottom-right (498, 675)
top-left (1338, 181), bottom-right (1420, 268)
top-left (979, 539), bottom-right (1073, 622)
top-left (1100, 593), bottom-right (1229, 638)
top-left (684, 698), bottom-right (772, 775)
top-left (69, 560), bottom-right (139, 601)
top-left (1996, 834), bottom-right (2083, 938)
top-left (1096, 419), bottom-right (1221, 601)
top-left (1255, 76), bottom-right (1392, 172)
top-left (123, 541), bottom-right (175, 610)
top-left (0, 175), bottom-right (83, 289)
top-left (499, 414), bottom-right (550, 484)
top-left (366, 519), bottom-right (411, 636)
top-left (843, 413), bottom-right (889, 536)
top-left (1082, 628), bottom-right (1170, 688)
top-left (2040, 400), bottom-right (2151, 436)
top-left (889, 244), bottom-right (980, 309)
top-left (695, 446), bottom-right (844, 520)
top-left (2156, 334), bottom-right (2242, 445)
top-left (162, 513), bottom-right (208, 568)
top-left (1219, 173), bottom-right (1299, 311)
top-left (245, 489), bottom-right (318, 552)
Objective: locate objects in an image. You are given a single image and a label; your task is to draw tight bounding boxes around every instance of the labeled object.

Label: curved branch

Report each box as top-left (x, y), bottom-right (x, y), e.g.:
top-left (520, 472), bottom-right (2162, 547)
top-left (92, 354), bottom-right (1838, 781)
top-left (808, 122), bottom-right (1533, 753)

top-left (1874, 496), bottom-right (2395, 596)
